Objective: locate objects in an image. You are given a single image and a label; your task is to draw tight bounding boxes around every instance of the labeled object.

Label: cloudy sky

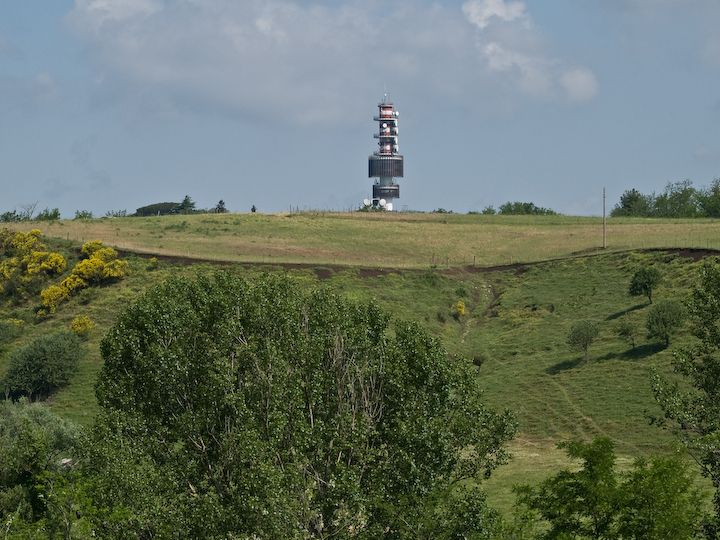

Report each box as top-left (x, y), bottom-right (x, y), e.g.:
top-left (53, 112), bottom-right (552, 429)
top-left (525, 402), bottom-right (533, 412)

top-left (1, 0), bottom-right (719, 215)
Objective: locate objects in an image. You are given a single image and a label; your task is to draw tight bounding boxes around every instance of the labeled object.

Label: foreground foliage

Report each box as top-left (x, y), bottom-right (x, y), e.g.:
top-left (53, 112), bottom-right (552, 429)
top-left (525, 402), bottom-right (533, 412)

top-left (654, 260), bottom-right (720, 537)
top-left (86, 272), bottom-right (517, 538)
top-left (514, 438), bottom-right (704, 539)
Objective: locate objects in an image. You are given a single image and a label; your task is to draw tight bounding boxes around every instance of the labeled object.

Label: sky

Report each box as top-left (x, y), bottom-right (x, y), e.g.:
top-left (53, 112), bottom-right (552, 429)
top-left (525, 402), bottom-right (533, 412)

top-left (1, 0), bottom-right (719, 216)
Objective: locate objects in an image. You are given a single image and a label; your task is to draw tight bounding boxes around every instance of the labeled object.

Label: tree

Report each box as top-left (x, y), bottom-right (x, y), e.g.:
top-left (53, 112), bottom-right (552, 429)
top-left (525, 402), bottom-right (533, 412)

top-left (74, 210), bottom-right (93, 220)
top-left (2, 332), bottom-right (82, 400)
top-left (515, 438), bottom-right (704, 539)
top-left (615, 318), bottom-right (638, 349)
top-left (611, 188), bottom-right (654, 217)
top-left (629, 266), bottom-right (661, 304)
top-left (567, 320), bottom-right (599, 362)
top-left (177, 195), bottom-right (196, 214)
top-left (498, 201), bottom-right (557, 216)
top-left (0, 400), bottom-right (81, 535)
top-left (214, 200), bottom-right (227, 213)
top-left (35, 207), bottom-right (61, 221)
top-left (89, 273), bottom-right (516, 538)
top-left (251, 204), bottom-right (257, 213)
top-left (646, 299), bottom-right (683, 347)
top-left (653, 261), bottom-right (720, 535)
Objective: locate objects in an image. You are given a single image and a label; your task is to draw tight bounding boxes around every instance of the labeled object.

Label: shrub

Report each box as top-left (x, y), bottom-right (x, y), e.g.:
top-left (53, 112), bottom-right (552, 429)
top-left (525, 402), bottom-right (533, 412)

top-left (498, 201), bottom-right (557, 215)
top-left (2, 332), bottom-right (81, 400)
top-left (70, 315), bottom-right (95, 339)
top-left (35, 207), bottom-right (61, 221)
top-left (567, 320), bottom-right (599, 362)
top-left (0, 319), bottom-right (23, 344)
top-left (615, 318), bottom-right (638, 349)
top-left (60, 274), bottom-right (87, 294)
top-left (146, 257), bottom-right (159, 271)
top-left (25, 251), bottom-right (67, 276)
top-left (40, 284), bottom-right (70, 313)
top-left (74, 210), bottom-right (93, 220)
top-left (452, 299), bottom-right (466, 320)
top-left (646, 299), bottom-right (684, 347)
top-left (80, 240), bottom-right (104, 258)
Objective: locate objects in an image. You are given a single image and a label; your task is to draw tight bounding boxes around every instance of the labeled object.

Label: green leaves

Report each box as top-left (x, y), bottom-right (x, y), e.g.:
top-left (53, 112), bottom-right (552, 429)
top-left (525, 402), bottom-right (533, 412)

top-left (91, 272), bottom-right (516, 538)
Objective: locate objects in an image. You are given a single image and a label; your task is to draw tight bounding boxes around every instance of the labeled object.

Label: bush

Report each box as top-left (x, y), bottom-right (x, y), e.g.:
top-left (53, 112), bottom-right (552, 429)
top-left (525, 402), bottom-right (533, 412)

top-left (498, 201), bottom-right (557, 215)
top-left (452, 299), bottom-right (466, 320)
top-left (70, 315), bottom-right (95, 339)
top-left (2, 332), bottom-right (81, 400)
top-left (646, 299), bottom-right (684, 347)
top-left (74, 210), bottom-right (93, 220)
top-left (25, 251), bottom-right (67, 276)
top-left (35, 208), bottom-right (61, 221)
top-left (615, 318), bottom-right (638, 349)
top-left (146, 257), bottom-right (159, 271)
top-left (0, 318), bottom-right (23, 345)
top-left (80, 240), bottom-right (104, 258)
top-left (40, 284), bottom-right (70, 313)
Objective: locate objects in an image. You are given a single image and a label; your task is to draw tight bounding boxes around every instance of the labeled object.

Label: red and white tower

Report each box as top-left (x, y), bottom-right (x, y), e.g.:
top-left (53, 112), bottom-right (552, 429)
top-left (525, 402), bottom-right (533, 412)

top-left (368, 95), bottom-right (404, 210)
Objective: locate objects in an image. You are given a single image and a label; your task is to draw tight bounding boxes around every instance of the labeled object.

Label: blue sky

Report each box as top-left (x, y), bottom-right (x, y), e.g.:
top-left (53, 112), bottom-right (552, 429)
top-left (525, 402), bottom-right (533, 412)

top-left (1, 0), bottom-right (719, 215)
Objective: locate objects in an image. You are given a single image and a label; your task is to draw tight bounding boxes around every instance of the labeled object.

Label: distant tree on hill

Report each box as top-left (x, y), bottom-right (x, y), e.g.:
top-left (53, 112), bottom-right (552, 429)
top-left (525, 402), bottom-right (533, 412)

top-left (611, 188), bottom-right (654, 217)
top-left (498, 202), bottom-right (557, 216)
top-left (134, 202), bottom-right (180, 217)
top-left (481, 205), bottom-right (497, 215)
top-left (177, 195), bottom-right (196, 214)
top-left (629, 266), bottom-right (662, 304)
top-left (250, 204), bottom-right (257, 213)
top-left (214, 200), bottom-right (227, 213)
top-left (35, 207), bottom-right (61, 221)
top-left (567, 320), bottom-right (599, 362)
top-left (74, 210), bottom-right (93, 220)
top-left (646, 300), bottom-right (684, 347)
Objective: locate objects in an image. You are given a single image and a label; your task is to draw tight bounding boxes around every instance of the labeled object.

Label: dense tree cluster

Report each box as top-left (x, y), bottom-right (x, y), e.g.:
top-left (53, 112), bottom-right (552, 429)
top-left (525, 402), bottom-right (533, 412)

top-left (612, 179), bottom-right (720, 218)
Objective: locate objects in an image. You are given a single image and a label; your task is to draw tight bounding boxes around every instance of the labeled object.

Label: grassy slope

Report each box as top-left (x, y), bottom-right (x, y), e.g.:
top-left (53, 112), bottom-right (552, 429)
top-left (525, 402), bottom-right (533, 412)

top-left (9, 212), bottom-right (720, 268)
top-left (1, 223), bottom-right (717, 514)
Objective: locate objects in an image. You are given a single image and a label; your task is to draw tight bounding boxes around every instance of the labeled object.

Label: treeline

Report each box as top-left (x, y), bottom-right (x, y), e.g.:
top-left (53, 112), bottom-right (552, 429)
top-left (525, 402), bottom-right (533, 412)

top-left (612, 179), bottom-right (720, 218)
top-left (0, 195), bottom-right (230, 222)
top-left (467, 201), bottom-right (558, 216)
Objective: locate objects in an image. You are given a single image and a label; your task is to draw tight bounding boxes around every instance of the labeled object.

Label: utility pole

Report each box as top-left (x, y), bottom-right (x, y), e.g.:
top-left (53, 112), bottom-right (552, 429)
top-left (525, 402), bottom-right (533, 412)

top-left (603, 187), bottom-right (607, 249)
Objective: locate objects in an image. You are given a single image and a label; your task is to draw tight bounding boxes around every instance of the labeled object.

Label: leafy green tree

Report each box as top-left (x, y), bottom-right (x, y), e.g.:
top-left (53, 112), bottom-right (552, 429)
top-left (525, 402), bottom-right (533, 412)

top-left (614, 318), bottom-right (638, 349)
top-left (88, 273), bottom-right (516, 538)
top-left (134, 202), bottom-right (180, 217)
top-left (646, 299), bottom-right (684, 347)
top-left (698, 178), bottom-right (720, 218)
top-left (2, 332), bottom-right (81, 400)
top-left (653, 261), bottom-right (720, 535)
top-left (515, 438), bottom-right (704, 539)
top-left (498, 201), bottom-right (557, 216)
top-left (611, 188), bottom-right (654, 217)
top-left (214, 199), bottom-right (227, 213)
top-left (653, 180), bottom-right (701, 218)
top-left (177, 195), bottom-right (196, 213)
top-left (567, 320), bottom-right (599, 362)
top-left (0, 400), bottom-right (81, 534)
top-left (629, 266), bottom-right (661, 304)
top-left (74, 210), bottom-right (93, 220)
top-left (35, 207), bottom-right (61, 221)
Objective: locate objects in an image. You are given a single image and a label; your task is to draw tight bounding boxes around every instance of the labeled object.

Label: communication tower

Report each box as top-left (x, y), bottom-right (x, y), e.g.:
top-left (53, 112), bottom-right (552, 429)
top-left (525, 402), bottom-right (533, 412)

top-left (368, 95), bottom-right (404, 210)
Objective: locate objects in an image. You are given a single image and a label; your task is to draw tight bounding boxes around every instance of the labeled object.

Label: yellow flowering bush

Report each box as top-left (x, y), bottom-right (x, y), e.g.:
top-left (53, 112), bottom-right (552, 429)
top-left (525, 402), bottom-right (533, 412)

top-left (10, 229), bottom-right (43, 254)
top-left (91, 247), bottom-right (119, 263)
top-left (40, 284), bottom-right (70, 313)
top-left (61, 274), bottom-right (87, 294)
top-left (70, 315), bottom-right (95, 339)
top-left (452, 299), bottom-right (466, 321)
top-left (25, 251), bottom-right (67, 276)
top-left (81, 240), bottom-right (105, 258)
top-left (102, 259), bottom-right (129, 280)
top-left (72, 257), bottom-right (105, 283)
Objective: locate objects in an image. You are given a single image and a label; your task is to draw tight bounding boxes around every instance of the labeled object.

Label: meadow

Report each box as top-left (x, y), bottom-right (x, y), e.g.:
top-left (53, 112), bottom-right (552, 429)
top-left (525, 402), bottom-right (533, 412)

top-left (12, 212), bottom-right (720, 268)
top-left (2, 214), bottom-right (719, 515)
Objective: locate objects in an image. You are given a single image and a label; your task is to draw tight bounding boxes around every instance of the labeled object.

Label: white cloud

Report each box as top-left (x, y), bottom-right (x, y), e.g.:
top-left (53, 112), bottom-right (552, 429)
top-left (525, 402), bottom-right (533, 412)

top-left (463, 0), bottom-right (598, 102)
top-left (462, 0), bottom-right (528, 30)
top-left (66, 0), bottom-right (596, 123)
top-left (560, 68), bottom-right (599, 102)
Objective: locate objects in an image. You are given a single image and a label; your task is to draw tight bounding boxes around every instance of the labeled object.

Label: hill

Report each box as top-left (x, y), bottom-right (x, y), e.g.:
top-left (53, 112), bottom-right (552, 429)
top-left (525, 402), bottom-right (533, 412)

top-left (1, 219), bottom-right (718, 514)
top-left (9, 212), bottom-right (720, 268)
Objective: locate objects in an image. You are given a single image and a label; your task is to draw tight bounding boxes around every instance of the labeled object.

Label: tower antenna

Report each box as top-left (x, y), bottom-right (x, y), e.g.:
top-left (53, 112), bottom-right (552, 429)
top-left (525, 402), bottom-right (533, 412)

top-left (367, 95), bottom-right (404, 211)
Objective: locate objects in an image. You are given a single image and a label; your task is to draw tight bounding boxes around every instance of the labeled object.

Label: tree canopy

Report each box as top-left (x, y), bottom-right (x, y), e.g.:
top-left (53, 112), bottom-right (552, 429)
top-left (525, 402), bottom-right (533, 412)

top-left (87, 272), bottom-right (516, 538)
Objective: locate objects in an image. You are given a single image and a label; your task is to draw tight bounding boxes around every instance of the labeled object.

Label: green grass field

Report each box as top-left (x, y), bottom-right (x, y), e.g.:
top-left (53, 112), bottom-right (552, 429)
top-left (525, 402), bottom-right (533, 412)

top-left (1, 215), bottom-right (718, 515)
top-left (10, 212), bottom-right (720, 268)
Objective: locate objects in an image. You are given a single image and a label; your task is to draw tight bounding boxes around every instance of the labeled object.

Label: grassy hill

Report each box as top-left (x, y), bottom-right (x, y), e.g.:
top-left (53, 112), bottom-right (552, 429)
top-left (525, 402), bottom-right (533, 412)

top-left (9, 212), bottom-right (720, 268)
top-left (1, 216), bottom-right (718, 514)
